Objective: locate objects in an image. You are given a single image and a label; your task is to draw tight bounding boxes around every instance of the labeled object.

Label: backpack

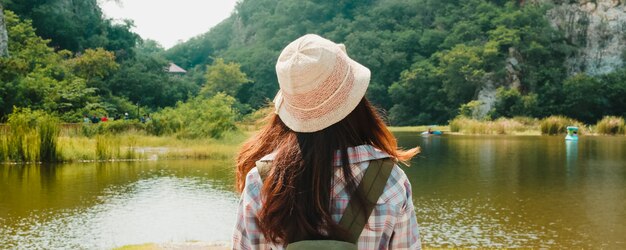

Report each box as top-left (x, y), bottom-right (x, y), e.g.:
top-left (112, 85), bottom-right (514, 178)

top-left (255, 158), bottom-right (394, 250)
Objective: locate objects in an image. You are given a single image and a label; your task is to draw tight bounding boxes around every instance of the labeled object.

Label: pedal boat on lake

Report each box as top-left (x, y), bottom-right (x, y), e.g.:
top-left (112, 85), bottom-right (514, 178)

top-left (565, 126), bottom-right (579, 141)
top-left (421, 127), bottom-right (443, 136)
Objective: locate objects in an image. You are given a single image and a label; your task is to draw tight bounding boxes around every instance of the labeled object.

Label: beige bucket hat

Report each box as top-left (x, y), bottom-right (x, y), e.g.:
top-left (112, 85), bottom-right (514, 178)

top-left (273, 34), bottom-right (371, 133)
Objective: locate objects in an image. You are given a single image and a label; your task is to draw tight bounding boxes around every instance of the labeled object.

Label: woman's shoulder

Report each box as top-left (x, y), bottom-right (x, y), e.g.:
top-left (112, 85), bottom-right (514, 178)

top-left (377, 162), bottom-right (413, 206)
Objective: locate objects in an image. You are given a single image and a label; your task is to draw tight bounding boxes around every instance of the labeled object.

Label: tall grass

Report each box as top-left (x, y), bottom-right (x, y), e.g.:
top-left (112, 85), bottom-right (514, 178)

top-left (0, 131), bottom-right (7, 162)
top-left (595, 116), bottom-right (625, 135)
top-left (38, 116), bottom-right (60, 162)
top-left (449, 116), bottom-right (539, 135)
top-left (539, 116), bottom-right (584, 135)
top-left (6, 109), bottom-right (40, 162)
top-left (95, 135), bottom-right (123, 161)
top-left (2, 109), bottom-right (61, 163)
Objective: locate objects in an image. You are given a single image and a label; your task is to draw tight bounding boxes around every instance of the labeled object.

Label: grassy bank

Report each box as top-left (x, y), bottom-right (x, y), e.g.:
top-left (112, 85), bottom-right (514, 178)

top-left (1, 126), bottom-right (250, 163)
top-left (388, 125), bottom-right (450, 133)
top-left (391, 116), bottom-right (626, 136)
top-left (54, 131), bottom-right (249, 162)
top-left (450, 117), bottom-right (541, 135)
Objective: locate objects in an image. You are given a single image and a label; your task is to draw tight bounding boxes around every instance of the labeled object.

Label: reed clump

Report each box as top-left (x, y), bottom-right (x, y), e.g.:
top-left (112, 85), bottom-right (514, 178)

top-left (38, 115), bottom-right (60, 162)
top-left (595, 116), bottom-right (625, 135)
top-left (449, 116), bottom-right (538, 135)
top-left (539, 116), bottom-right (584, 135)
top-left (3, 108), bottom-right (60, 163)
top-left (95, 135), bottom-right (122, 161)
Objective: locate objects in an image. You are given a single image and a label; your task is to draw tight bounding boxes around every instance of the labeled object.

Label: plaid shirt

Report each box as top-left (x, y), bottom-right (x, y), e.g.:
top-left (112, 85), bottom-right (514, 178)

top-left (232, 145), bottom-right (421, 249)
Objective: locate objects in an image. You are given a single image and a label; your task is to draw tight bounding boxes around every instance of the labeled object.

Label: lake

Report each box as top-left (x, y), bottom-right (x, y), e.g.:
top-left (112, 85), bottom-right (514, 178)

top-left (1, 134), bottom-right (625, 248)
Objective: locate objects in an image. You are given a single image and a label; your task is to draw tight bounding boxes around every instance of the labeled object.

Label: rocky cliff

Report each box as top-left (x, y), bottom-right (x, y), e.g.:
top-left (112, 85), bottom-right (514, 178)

top-left (475, 0), bottom-right (626, 117)
top-left (1, 4), bottom-right (9, 57)
top-left (544, 0), bottom-right (626, 75)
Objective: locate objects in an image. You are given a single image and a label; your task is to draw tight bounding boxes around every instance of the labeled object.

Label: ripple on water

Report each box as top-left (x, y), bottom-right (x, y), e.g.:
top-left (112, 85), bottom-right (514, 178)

top-left (415, 196), bottom-right (593, 248)
top-left (0, 176), bottom-right (239, 249)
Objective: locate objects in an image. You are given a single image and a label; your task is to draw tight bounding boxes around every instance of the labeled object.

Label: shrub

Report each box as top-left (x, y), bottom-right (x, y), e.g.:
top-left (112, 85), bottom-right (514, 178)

top-left (147, 93), bottom-right (238, 139)
top-left (81, 120), bottom-right (145, 137)
top-left (595, 116), bottom-right (625, 135)
top-left (539, 116), bottom-right (584, 135)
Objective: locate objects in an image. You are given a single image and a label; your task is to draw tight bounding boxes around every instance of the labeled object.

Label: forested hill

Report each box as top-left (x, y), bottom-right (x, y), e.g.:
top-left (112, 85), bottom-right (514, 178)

top-left (0, 0), bottom-right (198, 122)
top-left (165, 0), bottom-right (626, 125)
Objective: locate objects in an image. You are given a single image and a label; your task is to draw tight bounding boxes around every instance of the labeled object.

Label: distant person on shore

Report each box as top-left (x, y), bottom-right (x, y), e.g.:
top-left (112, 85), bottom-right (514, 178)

top-left (124, 112), bottom-right (129, 120)
top-left (141, 114), bottom-right (151, 123)
top-left (233, 34), bottom-right (421, 249)
top-left (101, 115), bottom-right (108, 122)
top-left (83, 115), bottom-right (90, 123)
top-left (90, 115), bottom-right (100, 124)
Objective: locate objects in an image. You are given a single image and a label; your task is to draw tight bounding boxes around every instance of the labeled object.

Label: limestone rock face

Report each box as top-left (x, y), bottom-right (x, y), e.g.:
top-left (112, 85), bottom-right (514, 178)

top-left (544, 0), bottom-right (626, 75)
top-left (1, 4), bottom-right (9, 57)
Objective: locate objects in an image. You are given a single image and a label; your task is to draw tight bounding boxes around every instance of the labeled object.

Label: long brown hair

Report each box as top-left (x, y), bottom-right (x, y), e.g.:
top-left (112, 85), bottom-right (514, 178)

top-left (235, 98), bottom-right (419, 245)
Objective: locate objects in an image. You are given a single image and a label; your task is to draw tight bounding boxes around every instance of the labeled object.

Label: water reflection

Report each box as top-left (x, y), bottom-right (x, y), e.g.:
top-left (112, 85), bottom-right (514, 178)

top-left (395, 134), bottom-right (626, 248)
top-left (1, 135), bottom-right (625, 248)
top-left (0, 160), bottom-right (238, 249)
top-left (565, 140), bottom-right (578, 170)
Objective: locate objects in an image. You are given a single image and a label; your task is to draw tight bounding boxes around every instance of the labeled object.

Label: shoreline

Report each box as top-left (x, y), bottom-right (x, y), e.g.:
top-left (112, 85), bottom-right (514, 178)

top-left (114, 241), bottom-right (230, 250)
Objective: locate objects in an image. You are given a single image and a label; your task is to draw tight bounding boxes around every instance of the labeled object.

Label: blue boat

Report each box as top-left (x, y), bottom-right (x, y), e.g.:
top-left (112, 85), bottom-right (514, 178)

top-left (565, 126), bottom-right (578, 141)
top-left (421, 127), bottom-right (443, 136)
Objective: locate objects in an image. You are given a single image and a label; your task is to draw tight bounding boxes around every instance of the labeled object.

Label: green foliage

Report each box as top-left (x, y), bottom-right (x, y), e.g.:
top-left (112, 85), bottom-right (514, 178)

top-left (595, 116), bottom-right (625, 135)
top-left (539, 116), bottom-right (584, 135)
top-left (68, 48), bottom-right (119, 80)
top-left (0, 10), bottom-right (105, 120)
top-left (148, 93), bottom-right (238, 139)
top-left (95, 135), bottom-right (123, 161)
top-left (4, 1), bottom-right (626, 126)
top-left (105, 47), bottom-right (198, 109)
top-left (436, 44), bottom-right (486, 104)
top-left (561, 74), bottom-right (608, 124)
top-left (1, 0), bottom-right (139, 53)
top-left (38, 113), bottom-right (60, 162)
top-left (459, 100), bottom-right (483, 119)
top-left (492, 87), bottom-right (538, 118)
top-left (201, 58), bottom-right (251, 97)
top-left (0, 9), bottom-right (195, 122)
top-left (81, 120), bottom-right (146, 137)
top-left (3, 107), bottom-right (59, 162)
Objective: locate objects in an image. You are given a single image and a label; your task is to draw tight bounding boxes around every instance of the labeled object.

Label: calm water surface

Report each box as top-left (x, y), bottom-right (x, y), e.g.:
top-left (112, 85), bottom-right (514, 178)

top-left (1, 135), bottom-right (625, 248)
top-left (397, 134), bottom-right (626, 248)
top-left (0, 160), bottom-right (238, 249)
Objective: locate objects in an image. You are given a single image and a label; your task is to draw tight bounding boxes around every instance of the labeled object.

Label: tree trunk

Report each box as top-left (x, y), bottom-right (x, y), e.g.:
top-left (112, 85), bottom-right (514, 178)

top-left (0, 4), bottom-right (9, 57)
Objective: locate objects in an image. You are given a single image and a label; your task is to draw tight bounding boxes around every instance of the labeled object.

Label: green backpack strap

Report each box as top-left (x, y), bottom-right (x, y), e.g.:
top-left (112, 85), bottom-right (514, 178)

top-left (339, 158), bottom-right (394, 243)
top-left (254, 158), bottom-right (395, 244)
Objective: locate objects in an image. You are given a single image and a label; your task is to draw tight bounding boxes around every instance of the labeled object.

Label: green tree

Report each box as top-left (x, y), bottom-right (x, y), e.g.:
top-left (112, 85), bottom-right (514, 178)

top-left (0, 10), bottom-right (103, 121)
top-left (1, 0), bottom-right (139, 54)
top-left (561, 74), bottom-right (608, 123)
top-left (68, 48), bottom-right (119, 80)
top-left (200, 58), bottom-right (250, 97)
top-left (435, 44), bottom-right (486, 105)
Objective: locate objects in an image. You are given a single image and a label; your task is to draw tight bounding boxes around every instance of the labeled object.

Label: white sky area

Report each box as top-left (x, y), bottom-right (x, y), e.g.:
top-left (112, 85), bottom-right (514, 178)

top-left (100, 0), bottom-right (239, 49)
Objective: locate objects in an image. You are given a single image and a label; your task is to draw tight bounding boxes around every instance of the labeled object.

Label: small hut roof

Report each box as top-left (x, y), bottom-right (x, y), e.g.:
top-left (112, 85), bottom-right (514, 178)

top-left (168, 63), bottom-right (187, 73)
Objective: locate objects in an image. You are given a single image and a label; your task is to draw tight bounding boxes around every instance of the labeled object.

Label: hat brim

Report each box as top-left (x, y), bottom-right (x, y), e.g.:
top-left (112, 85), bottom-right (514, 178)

top-left (275, 58), bottom-right (371, 133)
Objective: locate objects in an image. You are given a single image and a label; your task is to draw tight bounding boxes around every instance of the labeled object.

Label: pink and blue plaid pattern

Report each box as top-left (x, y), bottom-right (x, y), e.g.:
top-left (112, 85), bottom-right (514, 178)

top-left (232, 145), bottom-right (421, 249)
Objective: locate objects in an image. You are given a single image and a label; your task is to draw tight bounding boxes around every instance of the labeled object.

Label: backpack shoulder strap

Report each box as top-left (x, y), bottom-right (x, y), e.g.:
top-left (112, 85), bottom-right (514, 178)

top-left (254, 158), bottom-right (395, 244)
top-left (338, 158), bottom-right (395, 244)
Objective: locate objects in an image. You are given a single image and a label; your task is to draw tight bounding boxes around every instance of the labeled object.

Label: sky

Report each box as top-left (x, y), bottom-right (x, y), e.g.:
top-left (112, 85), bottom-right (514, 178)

top-left (100, 0), bottom-right (239, 49)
